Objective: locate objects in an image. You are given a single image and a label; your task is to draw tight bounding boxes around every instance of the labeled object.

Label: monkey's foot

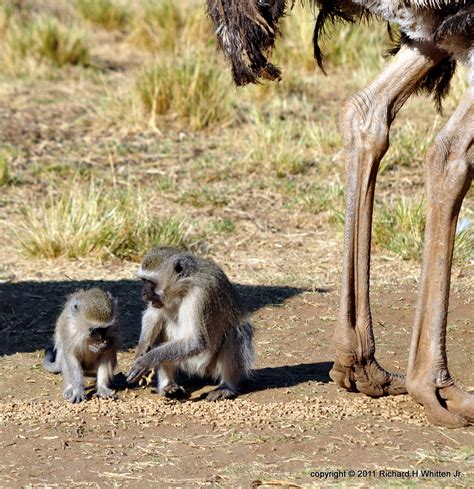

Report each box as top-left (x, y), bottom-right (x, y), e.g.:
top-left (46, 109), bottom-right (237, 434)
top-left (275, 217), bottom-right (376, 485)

top-left (160, 384), bottom-right (188, 399)
top-left (330, 357), bottom-right (406, 397)
top-left (407, 381), bottom-right (474, 428)
top-left (206, 387), bottom-right (236, 401)
top-left (94, 386), bottom-right (116, 400)
top-left (63, 386), bottom-right (86, 404)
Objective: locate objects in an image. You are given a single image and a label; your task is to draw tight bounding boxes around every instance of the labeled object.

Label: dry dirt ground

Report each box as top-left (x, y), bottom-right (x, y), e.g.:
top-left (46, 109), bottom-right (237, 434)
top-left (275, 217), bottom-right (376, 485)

top-left (0, 269), bottom-right (473, 488)
top-left (0, 2), bottom-right (473, 487)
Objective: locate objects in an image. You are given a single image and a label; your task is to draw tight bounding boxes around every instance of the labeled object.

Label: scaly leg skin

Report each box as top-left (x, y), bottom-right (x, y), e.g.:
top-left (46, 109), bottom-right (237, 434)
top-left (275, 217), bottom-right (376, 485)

top-left (330, 43), bottom-right (445, 396)
top-left (158, 364), bottom-right (188, 399)
top-left (407, 88), bottom-right (474, 428)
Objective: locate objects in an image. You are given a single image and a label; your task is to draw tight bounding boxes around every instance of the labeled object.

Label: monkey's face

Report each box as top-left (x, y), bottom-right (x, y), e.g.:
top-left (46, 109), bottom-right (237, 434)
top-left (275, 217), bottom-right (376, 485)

top-left (139, 256), bottom-right (195, 310)
top-left (86, 325), bottom-right (112, 352)
top-left (89, 326), bottom-right (109, 342)
top-left (141, 279), bottom-right (164, 308)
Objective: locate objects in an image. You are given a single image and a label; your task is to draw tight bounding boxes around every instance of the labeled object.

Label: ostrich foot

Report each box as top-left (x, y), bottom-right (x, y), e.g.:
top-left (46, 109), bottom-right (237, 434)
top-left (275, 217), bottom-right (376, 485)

top-left (330, 357), bottom-right (406, 397)
top-left (407, 381), bottom-right (474, 428)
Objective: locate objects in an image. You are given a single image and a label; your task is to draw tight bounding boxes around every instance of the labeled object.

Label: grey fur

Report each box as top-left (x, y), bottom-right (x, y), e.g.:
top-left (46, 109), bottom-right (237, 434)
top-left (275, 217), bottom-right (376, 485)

top-left (127, 247), bottom-right (255, 400)
top-left (43, 288), bottom-right (121, 403)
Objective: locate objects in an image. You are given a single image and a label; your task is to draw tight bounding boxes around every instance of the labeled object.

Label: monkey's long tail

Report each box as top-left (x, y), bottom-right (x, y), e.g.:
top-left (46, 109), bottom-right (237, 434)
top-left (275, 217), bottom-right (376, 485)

top-left (42, 345), bottom-right (61, 373)
top-left (238, 320), bottom-right (255, 377)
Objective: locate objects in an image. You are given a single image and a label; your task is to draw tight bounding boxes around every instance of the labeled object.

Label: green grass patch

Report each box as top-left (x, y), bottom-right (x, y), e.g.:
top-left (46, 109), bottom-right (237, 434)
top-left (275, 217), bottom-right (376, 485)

top-left (292, 182), bottom-right (345, 219)
top-left (134, 54), bottom-right (233, 130)
top-left (373, 197), bottom-right (473, 264)
top-left (373, 197), bottom-right (426, 261)
top-left (210, 218), bottom-right (236, 234)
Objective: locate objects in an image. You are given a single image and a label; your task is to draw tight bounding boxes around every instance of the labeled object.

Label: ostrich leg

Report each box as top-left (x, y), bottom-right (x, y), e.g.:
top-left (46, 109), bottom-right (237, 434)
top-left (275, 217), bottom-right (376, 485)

top-left (407, 88), bottom-right (473, 427)
top-left (330, 44), bottom-right (444, 396)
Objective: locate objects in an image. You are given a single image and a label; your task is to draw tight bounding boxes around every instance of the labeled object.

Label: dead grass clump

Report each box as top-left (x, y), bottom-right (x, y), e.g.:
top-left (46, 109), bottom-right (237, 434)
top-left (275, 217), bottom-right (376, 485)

top-left (0, 152), bottom-right (11, 186)
top-left (0, 3), bottom-right (11, 37)
top-left (134, 55), bottom-right (233, 130)
top-left (275, 2), bottom-right (317, 74)
top-left (380, 122), bottom-right (435, 174)
top-left (130, 0), bottom-right (210, 52)
top-left (246, 113), bottom-right (312, 178)
top-left (14, 183), bottom-right (193, 261)
top-left (74, 0), bottom-right (130, 31)
top-left (317, 21), bottom-right (387, 73)
top-left (1, 14), bottom-right (89, 71)
top-left (177, 187), bottom-right (229, 209)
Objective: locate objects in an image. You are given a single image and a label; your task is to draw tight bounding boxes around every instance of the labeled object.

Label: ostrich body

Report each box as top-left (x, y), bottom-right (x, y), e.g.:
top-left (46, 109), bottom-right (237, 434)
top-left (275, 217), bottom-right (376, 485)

top-left (208, 0), bottom-right (474, 427)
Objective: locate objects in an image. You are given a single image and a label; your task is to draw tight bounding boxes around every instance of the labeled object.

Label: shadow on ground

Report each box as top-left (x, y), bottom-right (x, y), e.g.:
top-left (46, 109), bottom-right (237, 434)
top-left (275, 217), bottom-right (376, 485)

top-left (114, 361), bottom-right (333, 396)
top-left (245, 361), bottom-right (333, 390)
top-left (0, 279), bottom-right (319, 355)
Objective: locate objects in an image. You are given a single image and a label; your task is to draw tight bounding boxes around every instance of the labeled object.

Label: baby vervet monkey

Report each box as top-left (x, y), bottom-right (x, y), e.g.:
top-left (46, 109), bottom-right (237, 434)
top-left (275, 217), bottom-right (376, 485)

top-left (127, 247), bottom-right (254, 400)
top-left (43, 288), bottom-right (120, 403)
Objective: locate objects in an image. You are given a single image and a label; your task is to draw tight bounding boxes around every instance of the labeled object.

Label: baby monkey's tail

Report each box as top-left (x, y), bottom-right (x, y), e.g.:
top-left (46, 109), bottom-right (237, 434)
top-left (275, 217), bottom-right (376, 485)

top-left (42, 345), bottom-right (61, 373)
top-left (237, 320), bottom-right (255, 378)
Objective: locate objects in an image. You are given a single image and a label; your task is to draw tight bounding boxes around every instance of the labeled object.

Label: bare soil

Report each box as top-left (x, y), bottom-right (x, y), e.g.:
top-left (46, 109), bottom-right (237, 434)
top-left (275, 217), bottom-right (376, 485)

top-left (1, 278), bottom-right (473, 488)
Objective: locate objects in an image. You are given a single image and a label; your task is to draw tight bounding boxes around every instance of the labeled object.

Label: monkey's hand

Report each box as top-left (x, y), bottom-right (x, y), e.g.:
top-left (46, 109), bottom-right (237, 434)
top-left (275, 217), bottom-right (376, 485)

top-left (133, 346), bottom-right (148, 361)
top-left (63, 386), bottom-right (86, 404)
top-left (126, 353), bottom-right (155, 384)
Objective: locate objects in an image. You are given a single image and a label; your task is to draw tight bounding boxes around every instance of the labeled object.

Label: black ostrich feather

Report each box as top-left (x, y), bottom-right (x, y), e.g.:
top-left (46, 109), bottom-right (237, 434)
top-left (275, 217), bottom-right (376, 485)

top-left (207, 0), bottom-right (462, 111)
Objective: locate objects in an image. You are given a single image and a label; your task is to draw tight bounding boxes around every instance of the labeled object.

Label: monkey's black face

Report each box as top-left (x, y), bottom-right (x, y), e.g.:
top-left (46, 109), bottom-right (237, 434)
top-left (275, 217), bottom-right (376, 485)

top-left (89, 327), bottom-right (109, 341)
top-left (142, 279), bottom-right (164, 308)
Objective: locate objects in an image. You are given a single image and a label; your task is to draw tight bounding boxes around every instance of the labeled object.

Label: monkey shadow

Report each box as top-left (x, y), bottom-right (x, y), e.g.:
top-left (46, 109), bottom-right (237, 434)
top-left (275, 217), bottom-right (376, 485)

top-left (114, 361), bottom-right (333, 397)
top-left (192, 360), bottom-right (334, 395)
top-left (0, 279), bottom-right (313, 356)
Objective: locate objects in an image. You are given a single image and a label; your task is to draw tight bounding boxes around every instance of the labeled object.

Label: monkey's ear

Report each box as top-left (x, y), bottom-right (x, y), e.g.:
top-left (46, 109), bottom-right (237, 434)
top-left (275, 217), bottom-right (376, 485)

top-left (70, 297), bottom-right (81, 315)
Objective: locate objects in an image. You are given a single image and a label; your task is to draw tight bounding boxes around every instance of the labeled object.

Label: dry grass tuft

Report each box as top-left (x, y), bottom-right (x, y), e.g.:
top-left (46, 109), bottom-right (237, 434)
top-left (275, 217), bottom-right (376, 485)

top-left (75, 0), bottom-right (130, 31)
top-left (129, 0), bottom-right (211, 52)
top-left (0, 152), bottom-right (11, 186)
top-left (0, 12), bottom-right (89, 72)
top-left (246, 113), bottom-right (312, 178)
top-left (14, 182), bottom-right (195, 261)
top-left (381, 122), bottom-right (435, 174)
top-left (134, 54), bottom-right (234, 130)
